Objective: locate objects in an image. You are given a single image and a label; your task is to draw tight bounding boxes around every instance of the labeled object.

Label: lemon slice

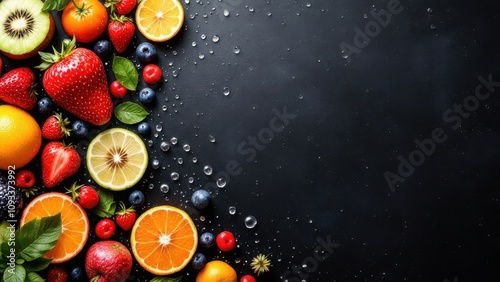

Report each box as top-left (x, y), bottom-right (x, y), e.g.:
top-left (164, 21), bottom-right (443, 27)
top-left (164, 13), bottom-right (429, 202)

top-left (86, 128), bottom-right (148, 191)
top-left (135, 0), bottom-right (184, 42)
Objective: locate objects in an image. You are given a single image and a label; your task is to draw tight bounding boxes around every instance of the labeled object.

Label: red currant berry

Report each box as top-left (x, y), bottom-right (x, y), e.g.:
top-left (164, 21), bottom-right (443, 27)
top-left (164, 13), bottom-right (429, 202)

top-left (95, 218), bottom-right (116, 239)
top-left (142, 64), bottom-right (162, 85)
top-left (109, 80), bottom-right (128, 99)
top-left (216, 230), bottom-right (236, 252)
top-left (240, 275), bottom-right (257, 282)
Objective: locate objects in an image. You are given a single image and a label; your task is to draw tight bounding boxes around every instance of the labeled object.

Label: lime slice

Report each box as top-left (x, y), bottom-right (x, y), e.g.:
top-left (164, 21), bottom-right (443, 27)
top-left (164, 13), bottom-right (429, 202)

top-left (86, 128), bottom-right (148, 191)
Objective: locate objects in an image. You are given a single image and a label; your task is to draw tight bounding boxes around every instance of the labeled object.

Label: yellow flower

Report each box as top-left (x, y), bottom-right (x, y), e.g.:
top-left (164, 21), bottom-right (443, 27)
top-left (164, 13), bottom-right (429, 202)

top-left (250, 253), bottom-right (271, 276)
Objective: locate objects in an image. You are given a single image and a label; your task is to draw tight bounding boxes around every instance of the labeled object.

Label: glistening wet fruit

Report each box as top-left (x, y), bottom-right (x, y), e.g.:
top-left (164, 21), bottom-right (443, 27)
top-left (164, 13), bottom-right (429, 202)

top-left (0, 0), bottom-right (55, 59)
top-left (196, 260), bottom-right (237, 282)
top-left (85, 240), bottom-right (132, 282)
top-left (135, 0), bottom-right (184, 42)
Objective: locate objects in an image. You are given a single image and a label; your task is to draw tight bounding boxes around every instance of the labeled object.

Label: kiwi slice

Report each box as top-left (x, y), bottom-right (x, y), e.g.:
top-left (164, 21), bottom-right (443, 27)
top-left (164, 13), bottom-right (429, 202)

top-left (0, 0), bottom-right (54, 60)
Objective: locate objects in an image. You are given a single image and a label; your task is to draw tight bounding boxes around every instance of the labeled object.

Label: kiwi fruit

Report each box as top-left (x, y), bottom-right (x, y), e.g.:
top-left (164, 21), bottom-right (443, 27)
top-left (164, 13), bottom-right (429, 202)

top-left (0, 0), bottom-right (54, 60)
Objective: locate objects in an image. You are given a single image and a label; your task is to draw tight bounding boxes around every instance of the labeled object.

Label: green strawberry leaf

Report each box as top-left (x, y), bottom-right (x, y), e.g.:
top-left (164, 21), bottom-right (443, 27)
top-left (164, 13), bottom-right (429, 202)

top-left (112, 56), bottom-right (139, 91)
top-left (25, 272), bottom-right (44, 282)
top-left (91, 189), bottom-right (116, 218)
top-left (114, 102), bottom-right (149, 125)
top-left (3, 264), bottom-right (25, 282)
top-left (42, 0), bottom-right (70, 11)
top-left (15, 214), bottom-right (62, 262)
top-left (150, 276), bottom-right (183, 282)
top-left (23, 257), bottom-right (52, 273)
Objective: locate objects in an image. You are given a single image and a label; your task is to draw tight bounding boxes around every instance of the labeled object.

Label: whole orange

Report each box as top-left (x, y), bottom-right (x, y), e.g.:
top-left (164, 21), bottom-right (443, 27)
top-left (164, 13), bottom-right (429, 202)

top-left (196, 260), bottom-right (237, 282)
top-left (0, 105), bottom-right (42, 170)
top-left (62, 0), bottom-right (108, 43)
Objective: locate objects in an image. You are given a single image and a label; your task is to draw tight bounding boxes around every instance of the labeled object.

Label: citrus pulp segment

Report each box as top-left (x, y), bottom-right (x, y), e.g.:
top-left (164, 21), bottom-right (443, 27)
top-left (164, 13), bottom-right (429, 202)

top-left (131, 205), bottom-right (198, 275)
top-left (86, 128), bottom-right (148, 191)
top-left (135, 0), bottom-right (184, 42)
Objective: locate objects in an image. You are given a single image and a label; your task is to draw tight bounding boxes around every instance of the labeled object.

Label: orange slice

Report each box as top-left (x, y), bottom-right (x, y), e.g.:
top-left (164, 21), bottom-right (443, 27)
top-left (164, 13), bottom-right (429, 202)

top-left (135, 0), bottom-right (184, 42)
top-left (20, 192), bottom-right (89, 264)
top-left (130, 205), bottom-right (198, 275)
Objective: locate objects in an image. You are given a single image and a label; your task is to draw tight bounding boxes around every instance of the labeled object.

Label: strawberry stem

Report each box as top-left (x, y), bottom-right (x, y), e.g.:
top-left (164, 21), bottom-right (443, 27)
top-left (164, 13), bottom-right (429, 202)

top-left (36, 37), bottom-right (77, 71)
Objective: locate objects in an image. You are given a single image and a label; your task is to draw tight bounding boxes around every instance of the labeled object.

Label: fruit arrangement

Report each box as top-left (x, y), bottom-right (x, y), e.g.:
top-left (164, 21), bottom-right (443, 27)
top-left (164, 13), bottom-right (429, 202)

top-left (0, 0), bottom-right (269, 281)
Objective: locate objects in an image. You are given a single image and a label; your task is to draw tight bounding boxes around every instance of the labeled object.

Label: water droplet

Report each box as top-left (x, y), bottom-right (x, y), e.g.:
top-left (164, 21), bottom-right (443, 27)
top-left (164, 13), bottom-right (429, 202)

top-left (172, 51), bottom-right (177, 56)
top-left (209, 135), bottom-right (216, 143)
top-left (212, 35), bottom-right (220, 43)
top-left (427, 7), bottom-right (433, 13)
top-left (192, 157), bottom-right (198, 163)
top-left (160, 184), bottom-right (170, 193)
top-left (147, 140), bottom-right (154, 147)
top-left (188, 177), bottom-right (194, 183)
top-left (192, 41), bottom-right (197, 47)
top-left (298, 94), bottom-right (304, 100)
top-left (223, 87), bottom-right (230, 96)
top-left (199, 53), bottom-right (205, 59)
top-left (248, 6), bottom-right (254, 12)
top-left (160, 141), bottom-right (170, 152)
top-left (233, 46), bottom-right (240, 54)
top-left (203, 165), bottom-right (213, 175)
top-left (267, 12), bottom-right (272, 16)
top-left (170, 137), bottom-right (178, 145)
top-left (151, 159), bottom-right (160, 169)
top-left (306, 2), bottom-right (311, 8)
top-left (223, 9), bottom-right (230, 17)
top-left (229, 206), bottom-right (237, 215)
top-left (430, 24), bottom-right (436, 30)
top-left (148, 183), bottom-right (154, 189)
top-left (162, 105), bottom-right (167, 111)
top-left (171, 172), bottom-right (179, 181)
top-left (172, 70), bottom-right (178, 77)
top-left (183, 144), bottom-right (191, 152)
top-left (216, 177), bottom-right (227, 188)
top-left (363, 13), bottom-right (368, 19)
top-left (201, 34), bottom-right (206, 40)
top-left (177, 158), bottom-right (184, 164)
top-left (245, 216), bottom-right (257, 228)
top-left (155, 124), bottom-right (163, 132)
top-left (184, 0), bottom-right (189, 4)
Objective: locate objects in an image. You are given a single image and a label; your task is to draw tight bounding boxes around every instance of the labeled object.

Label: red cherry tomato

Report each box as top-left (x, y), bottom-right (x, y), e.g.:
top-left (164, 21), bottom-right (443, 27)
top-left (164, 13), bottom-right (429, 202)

top-left (216, 230), bottom-right (236, 252)
top-left (95, 218), bottom-right (116, 239)
top-left (142, 64), bottom-right (162, 85)
top-left (110, 80), bottom-right (128, 99)
top-left (240, 275), bottom-right (257, 282)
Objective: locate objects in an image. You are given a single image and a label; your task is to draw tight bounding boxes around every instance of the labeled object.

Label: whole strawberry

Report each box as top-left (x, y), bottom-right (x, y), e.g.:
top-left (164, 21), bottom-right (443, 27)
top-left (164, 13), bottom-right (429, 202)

top-left (47, 266), bottom-right (68, 282)
top-left (37, 38), bottom-right (112, 126)
top-left (106, 0), bottom-right (137, 15)
top-left (66, 182), bottom-right (100, 209)
top-left (42, 112), bottom-right (71, 140)
top-left (0, 67), bottom-right (37, 110)
top-left (41, 141), bottom-right (81, 188)
top-left (108, 14), bottom-right (135, 53)
top-left (115, 202), bottom-right (136, 231)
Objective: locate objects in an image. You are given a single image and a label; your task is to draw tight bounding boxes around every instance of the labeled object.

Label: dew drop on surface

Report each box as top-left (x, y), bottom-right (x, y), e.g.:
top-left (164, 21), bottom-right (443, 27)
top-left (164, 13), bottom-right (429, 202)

top-left (223, 87), bottom-right (230, 96)
top-left (151, 159), bottom-right (160, 169)
top-left (267, 12), bottom-right (272, 16)
top-left (178, 158), bottom-right (184, 165)
top-left (162, 105), bottom-right (167, 111)
top-left (306, 2), bottom-right (311, 7)
top-left (155, 124), bottom-right (163, 132)
top-left (192, 41), bottom-right (197, 47)
top-left (212, 35), bottom-right (220, 43)
top-left (188, 177), bottom-right (194, 183)
top-left (192, 157), bottom-right (198, 163)
top-left (203, 165), bottom-right (213, 175)
top-left (223, 9), bottom-right (230, 17)
top-left (233, 46), bottom-right (240, 54)
top-left (248, 6), bottom-right (254, 12)
top-left (160, 184), bottom-right (170, 193)
top-left (245, 216), bottom-right (257, 228)
top-left (209, 135), bottom-right (216, 143)
top-left (201, 33), bottom-right (206, 40)
top-left (170, 137), bottom-right (178, 145)
top-left (160, 141), bottom-right (170, 152)
top-left (229, 206), bottom-right (237, 215)
top-left (427, 7), bottom-right (433, 13)
top-left (184, 0), bottom-right (189, 3)
top-left (183, 144), bottom-right (191, 152)
top-left (430, 24), bottom-right (436, 29)
top-left (147, 140), bottom-right (154, 147)
top-left (171, 172), bottom-right (180, 181)
top-left (148, 183), bottom-right (154, 189)
top-left (216, 177), bottom-right (227, 188)
top-left (199, 53), bottom-right (205, 59)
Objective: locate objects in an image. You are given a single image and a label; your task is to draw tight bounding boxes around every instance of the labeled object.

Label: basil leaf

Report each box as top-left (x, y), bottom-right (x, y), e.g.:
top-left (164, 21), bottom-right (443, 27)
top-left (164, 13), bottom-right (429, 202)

top-left (150, 276), bottom-right (183, 282)
top-left (23, 257), bottom-right (52, 273)
top-left (16, 214), bottom-right (62, 262)
top-left (3, 264), bottom-right (25, 282)
top-left (42, 0), bottom-right (70, 11)
top-left (113, 56), bottom-right (138, 91)
top-left (91, 189), bottom-right (116, 218)
top-left (25, 272), bottom-right (44, 282)
top-left (114, 102), bottom-right (149, 124)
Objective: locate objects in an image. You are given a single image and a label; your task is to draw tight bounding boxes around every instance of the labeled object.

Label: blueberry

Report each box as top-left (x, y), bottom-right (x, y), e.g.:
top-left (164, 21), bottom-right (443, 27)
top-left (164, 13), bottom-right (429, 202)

top-left (129, 190), bottom-right (145, 206)
top-left (191, 253), bottom-right (207, 269)
top-left (137, 122), bottom-right (151, 136)
top-left (72, 120), bottom-right (89, 137)
top-left (199, 232), bottom-right (215, 248)
top-left (94, 40), bottom-right (112, 58)
top-left (191, 189), bottom-right (210, 209)
top-left (139, 88), bottom-right (156, 104)
top-left (136, 42), bottom-right (157, 63)
top-left (37, 97), bottom-right (54, 114)
top-left (70, 266), bottom-right (84, 280)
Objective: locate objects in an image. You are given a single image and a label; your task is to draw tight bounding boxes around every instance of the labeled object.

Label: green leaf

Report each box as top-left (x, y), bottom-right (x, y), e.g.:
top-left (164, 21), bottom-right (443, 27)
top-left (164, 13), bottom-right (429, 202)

top-left (0, 222), bottom-right (11, 247)
top-left (25, 272), bottom-right (44, 282)
top-left (114, 102), bottom-right (149, 125)
top-left (3, 264), bottom-right (25, 282)
top-left (150, 276), bottom-right (183, 282)
top-left (23, 257), bottom-right (52, 273)
top-left (42, 0), bottom-right (71, 11)
top-left (91, 189), bottom-right (116, 218)
top-left (112, 56), bottom-right (138, 90)
top-left (15, 214), bottom-right (62, 262)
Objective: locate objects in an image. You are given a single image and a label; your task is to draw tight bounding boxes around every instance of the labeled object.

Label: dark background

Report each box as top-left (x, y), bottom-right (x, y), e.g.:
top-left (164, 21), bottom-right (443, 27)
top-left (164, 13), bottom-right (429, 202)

top-left (7, 0), bottom-right (500, 281)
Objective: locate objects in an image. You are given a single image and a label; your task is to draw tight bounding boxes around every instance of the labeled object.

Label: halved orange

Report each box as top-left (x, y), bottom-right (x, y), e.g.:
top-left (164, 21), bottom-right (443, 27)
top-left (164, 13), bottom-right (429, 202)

top-left (131, 205), bottom-right (198, 275)
top-left (135, 0), bottom-right (184, 42)
top-left (20, 192), bottom-right (89, 264)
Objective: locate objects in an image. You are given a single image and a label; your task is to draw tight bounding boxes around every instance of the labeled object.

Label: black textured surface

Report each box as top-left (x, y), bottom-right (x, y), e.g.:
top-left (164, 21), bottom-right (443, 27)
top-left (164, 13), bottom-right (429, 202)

top-left (6, 0), bottom-right (500, 281)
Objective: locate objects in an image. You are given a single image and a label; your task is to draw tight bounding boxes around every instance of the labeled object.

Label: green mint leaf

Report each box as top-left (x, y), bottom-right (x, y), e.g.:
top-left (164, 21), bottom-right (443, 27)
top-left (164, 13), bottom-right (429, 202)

top-left (150, 276), bottom-right (183, 282)
top-left (15, 214), bottom-right (62, 262)
top-left (42, 0), bottom-right (70, 11)
top-left (91, 189), bottom-right (116, 218)
top-left (25, 272), bottom-right (44, 282)
top-left (3, 264), bottom-right (25, 282)
top-left (23, 257), bottom-right (52, 273)
top-left (114, 102), bottom-right (149, 124)
top-left (112, 56), bottom-right (138, 91)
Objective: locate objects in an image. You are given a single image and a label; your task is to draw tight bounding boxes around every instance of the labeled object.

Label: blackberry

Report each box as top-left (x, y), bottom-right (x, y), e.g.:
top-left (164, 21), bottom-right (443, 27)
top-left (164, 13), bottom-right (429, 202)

top-left (0, 175), bottom-right (23, 220)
